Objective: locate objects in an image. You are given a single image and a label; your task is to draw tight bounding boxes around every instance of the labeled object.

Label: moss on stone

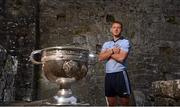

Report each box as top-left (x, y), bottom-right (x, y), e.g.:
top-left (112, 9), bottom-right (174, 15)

top-left (130, 31), bottom-right (135, 38)
top-left (159, 46), bottom-right (175, 62)
top-left (166, 16), bottom-right (178, 24)
top-left (106, 14), bottom-right (115, 22)
top-left (73, 25), bottom-right (90, 35)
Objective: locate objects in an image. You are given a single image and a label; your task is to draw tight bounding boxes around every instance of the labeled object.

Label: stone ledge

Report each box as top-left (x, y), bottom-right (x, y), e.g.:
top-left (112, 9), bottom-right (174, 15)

top-left (152, 79), bottom-right (180, 106)
top-left (152, 79), bottom-right (180, 99)
top-left (5, 99), bottom-right (89, 106)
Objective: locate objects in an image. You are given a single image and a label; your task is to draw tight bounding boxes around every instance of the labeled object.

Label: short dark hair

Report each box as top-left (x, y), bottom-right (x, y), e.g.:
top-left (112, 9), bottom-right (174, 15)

top-left (111, 21), bottom-right (123, 27)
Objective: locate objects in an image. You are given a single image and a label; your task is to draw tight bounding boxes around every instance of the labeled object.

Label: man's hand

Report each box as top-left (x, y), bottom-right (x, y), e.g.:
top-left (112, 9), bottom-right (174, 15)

top-left (98, 48), bottom-right (113, 62)
top-left (112, 47), bottom-right (121, 54)
top-left (107, 48), bottom-right (114, 54)
top-left (110, 48), bottom-right (128, 63)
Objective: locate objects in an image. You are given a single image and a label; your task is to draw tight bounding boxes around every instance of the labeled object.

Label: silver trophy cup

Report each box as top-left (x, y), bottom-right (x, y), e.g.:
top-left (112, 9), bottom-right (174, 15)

top-left (30, 46), bottom-right (89, 105)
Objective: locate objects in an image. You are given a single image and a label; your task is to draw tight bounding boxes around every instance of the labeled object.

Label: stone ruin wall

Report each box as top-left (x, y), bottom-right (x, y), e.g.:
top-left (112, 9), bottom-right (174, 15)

top-left (0, 0), bottom-right (179, 106)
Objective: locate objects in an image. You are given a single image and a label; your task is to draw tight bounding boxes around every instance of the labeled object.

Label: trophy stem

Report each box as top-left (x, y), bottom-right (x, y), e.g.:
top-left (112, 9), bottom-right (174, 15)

top-left (45, 77), bottom-right (77, 105)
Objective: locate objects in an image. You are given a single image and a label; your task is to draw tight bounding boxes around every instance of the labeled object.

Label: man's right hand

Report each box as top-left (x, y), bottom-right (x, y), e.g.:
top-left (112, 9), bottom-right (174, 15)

top-left (107, 48), bottom-right (114, 55)
top-left (112, 48), bottom-right (120, 54)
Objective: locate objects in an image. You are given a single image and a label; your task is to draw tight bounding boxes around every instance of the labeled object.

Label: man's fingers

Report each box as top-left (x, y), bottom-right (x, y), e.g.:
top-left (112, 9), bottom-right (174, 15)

top-left (112, 48), bottom-right (120, 54)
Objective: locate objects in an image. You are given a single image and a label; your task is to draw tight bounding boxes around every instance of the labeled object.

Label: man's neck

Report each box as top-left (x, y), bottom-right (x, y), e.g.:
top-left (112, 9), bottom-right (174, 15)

top-left (112, 34), bottom-right (124, 42)
top-left (113, 36), bottom-right (121, 41)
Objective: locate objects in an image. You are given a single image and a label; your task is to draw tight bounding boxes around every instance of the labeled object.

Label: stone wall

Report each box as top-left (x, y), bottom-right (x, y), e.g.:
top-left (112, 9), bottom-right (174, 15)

top-left (0, 0), bottom-right (179, 106)
top-left (0, 46), bottom-right (18, 103)
top-left (152, 79), bottom-right (180, 106)
top-left (39, 0), bottom-right (180, 106)
top-left (0, 0), bottom-right (37, 102)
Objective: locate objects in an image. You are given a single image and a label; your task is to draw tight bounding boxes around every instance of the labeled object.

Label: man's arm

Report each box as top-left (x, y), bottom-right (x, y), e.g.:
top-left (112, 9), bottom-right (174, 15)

top-left (111, 40), bottom-right (130, 63)
top-left (110, 48), bottom-right (129, 63)
top-left (98, 49), bottom-right (113, 62)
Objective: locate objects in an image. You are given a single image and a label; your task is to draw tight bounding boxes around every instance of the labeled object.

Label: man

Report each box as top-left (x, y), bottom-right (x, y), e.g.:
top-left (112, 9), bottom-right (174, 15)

top-left (98, 21), bottom-right (131, 106)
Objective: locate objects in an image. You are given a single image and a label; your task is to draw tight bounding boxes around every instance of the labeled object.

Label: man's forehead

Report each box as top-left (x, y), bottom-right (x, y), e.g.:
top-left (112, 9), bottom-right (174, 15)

top-left (112, 23), bottom-right (121, 27)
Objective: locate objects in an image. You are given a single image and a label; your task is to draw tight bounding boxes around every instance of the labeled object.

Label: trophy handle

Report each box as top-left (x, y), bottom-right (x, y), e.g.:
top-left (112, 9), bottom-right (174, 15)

top-left (30, 50), bottom-right (42, 64)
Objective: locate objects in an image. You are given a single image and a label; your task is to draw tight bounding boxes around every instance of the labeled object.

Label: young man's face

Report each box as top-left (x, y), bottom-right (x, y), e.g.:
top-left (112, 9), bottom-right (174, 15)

top-left (110, 23), bottom-right (122, 37)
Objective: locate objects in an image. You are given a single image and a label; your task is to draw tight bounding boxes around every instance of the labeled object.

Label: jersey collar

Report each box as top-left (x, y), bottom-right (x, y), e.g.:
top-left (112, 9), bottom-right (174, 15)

top-left (112, 36), bottom-right (124, 43)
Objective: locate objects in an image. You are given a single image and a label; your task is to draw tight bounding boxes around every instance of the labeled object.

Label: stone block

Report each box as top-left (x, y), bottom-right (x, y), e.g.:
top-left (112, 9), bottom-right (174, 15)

top-left (174, 80), bottom-right (180, 98)
top-left (133, 90), bottom-right (146, 106)
top-left (154, 97), bottom-right (175, 106)
top-left (152, 79), bottom-right (180, 99)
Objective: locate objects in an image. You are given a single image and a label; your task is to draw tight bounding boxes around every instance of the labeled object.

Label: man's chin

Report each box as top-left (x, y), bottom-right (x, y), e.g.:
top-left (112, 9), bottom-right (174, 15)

top-left (113, 34), bottom-right (121, 37)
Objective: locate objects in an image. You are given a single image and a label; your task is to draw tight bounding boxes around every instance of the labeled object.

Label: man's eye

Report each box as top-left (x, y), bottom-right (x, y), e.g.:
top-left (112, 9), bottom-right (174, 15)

top-left (113, 27), bottom-right (120, 29)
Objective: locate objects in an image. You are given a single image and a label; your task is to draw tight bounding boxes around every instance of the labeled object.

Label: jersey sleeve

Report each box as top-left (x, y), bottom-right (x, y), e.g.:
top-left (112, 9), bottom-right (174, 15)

top-left (101, 42), bottom-right (108, 52)
top-left (121, 40), bottom-right (131, 52)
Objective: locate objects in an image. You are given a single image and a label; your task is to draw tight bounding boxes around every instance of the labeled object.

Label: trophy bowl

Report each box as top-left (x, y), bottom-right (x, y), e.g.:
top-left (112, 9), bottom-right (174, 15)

top-left (30, 46), bottom-right (89, 105)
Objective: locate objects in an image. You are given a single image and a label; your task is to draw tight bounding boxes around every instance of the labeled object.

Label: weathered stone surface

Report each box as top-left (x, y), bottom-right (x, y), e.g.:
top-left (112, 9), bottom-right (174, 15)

top-left (152, 79), bottom-right (180, 98)
top-left (0, 0), bottom-right (37, 103)
top-left (0, 46), bottom-right (18, 103)
top-left (0, 0), bottom-right (179, 106)
top-left (133, 90), bottom-right (146, 106)
top-left (154, 97), bottom-right (176, 106)
top-left (38, 0), bottom-right (180, 105)
top-left (174, 80), bottom-right (180, 98)
top-left (152, 80), bottom-right (174, 98)
top-left (152, 79), bottom-right (180, 105)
